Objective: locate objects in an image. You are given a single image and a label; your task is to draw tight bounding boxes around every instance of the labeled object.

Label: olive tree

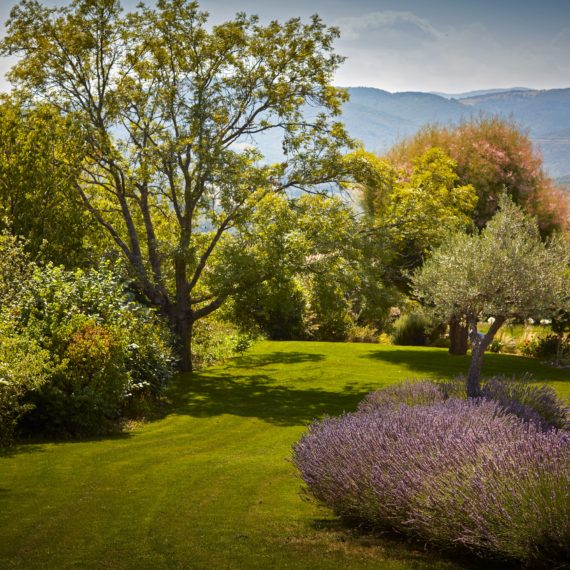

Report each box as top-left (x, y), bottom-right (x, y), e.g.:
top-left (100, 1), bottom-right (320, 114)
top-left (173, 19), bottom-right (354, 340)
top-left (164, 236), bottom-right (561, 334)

top-left (1, 0), bottom-right (352, 370)
top-left (412, 196), bottom-right (569, 397)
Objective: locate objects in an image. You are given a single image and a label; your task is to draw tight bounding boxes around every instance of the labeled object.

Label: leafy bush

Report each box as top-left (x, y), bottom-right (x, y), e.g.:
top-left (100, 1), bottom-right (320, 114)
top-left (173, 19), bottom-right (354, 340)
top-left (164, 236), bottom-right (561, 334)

top-left (390, 312), bottom-right (442, 346)
top-left (192, 317), bottom-right (254, 369)
top-left (23, 320), bottom-right (129, 436)
top-left (0, 328), bottom-right (52, 445)
top-left (521, 333), bottom-right (568, 359)
top-left (1, 259), bottom-right (176, 438)
top-left (293, 397), bottom-right (570, 566)
top-left (346, 324), bottom-right (378, 343)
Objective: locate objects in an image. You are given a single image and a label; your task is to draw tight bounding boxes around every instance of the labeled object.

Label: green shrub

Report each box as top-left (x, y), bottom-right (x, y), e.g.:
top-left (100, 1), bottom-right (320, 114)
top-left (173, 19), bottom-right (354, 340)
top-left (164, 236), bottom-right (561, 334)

top-left (0, 328), bottom-right (52, 445)
top-left (23, 321), bottom-right (130, 436)
top-left (347, 324), bottom-right (378, 343)
top-left (1, 260), bottom-right (175, 438)
top-left (192, 317), bottom-right (255, 369)
top-left (390, 312), bottom-right (431, 346)
top-left (521, 333), bottom-right (568, 359)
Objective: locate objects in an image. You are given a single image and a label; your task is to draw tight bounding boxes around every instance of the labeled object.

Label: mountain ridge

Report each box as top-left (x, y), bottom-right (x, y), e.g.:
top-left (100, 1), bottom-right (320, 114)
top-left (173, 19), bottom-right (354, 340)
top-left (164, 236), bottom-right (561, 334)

top-left (343, 86), bottom-right (570, 179)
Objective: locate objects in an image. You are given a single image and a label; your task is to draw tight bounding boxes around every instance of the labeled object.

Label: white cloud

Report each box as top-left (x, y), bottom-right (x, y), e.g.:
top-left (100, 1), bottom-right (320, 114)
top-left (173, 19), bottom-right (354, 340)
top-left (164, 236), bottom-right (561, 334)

top-left (334, 11), bottom-right (570, 93)
top-left (337, 10), bottom-right (443, 42)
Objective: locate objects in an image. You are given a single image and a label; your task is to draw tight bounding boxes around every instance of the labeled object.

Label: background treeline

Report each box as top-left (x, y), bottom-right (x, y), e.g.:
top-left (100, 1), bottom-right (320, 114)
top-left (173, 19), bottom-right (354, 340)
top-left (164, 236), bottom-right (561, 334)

top-left (1, 94), bottom-right (569, 444)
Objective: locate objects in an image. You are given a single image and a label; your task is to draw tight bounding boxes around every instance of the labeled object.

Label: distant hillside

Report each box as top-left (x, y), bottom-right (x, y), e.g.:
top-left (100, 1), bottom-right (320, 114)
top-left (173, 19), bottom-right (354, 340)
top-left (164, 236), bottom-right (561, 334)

top-left (431, 87), bottom-right (532, 100)
top-left (344, 87), bottom-right (570, 179)
top-left (254, 87), bottom-right (570, 179)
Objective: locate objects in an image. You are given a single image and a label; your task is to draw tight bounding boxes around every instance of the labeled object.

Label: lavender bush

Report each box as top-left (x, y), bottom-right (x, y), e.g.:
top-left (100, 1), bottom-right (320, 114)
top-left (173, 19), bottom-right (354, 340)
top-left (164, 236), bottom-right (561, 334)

top-left (481, 375), bottom-right (568, 430)
top-left (359, 376), bottom-right (568, 430)
top-left (293, 397), bottom-right (570, 566)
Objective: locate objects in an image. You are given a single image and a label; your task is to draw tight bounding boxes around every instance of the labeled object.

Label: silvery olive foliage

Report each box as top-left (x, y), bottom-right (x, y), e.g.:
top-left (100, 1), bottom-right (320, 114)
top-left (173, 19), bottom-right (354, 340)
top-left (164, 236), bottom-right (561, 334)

top-left (412, 196), bottom-right (570, 395)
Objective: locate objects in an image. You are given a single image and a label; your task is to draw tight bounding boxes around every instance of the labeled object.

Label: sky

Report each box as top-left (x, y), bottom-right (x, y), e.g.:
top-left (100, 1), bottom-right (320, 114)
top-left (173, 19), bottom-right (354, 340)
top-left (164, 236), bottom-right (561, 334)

top-left (0, 0), bottom-right (569, 94)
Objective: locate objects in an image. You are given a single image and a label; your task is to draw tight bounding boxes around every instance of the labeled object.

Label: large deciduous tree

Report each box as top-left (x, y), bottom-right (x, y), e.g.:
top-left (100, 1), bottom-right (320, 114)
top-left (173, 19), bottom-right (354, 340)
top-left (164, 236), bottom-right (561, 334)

top-left (412, 196), bottom-right (570, 397)
top-left (347, 146), bottom-right (478, 287)
top-left (1, 0), bottom-right (352, 370)
top-left (387, 116), bottom-right (570, 234)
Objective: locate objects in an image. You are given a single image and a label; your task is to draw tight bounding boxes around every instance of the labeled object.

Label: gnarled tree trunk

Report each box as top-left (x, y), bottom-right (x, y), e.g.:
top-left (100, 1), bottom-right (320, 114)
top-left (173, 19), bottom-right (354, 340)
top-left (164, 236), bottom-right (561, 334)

top-left (449, 315), bottom-right (468, 355)
top-left (466, 314), bottom-right (506, 397)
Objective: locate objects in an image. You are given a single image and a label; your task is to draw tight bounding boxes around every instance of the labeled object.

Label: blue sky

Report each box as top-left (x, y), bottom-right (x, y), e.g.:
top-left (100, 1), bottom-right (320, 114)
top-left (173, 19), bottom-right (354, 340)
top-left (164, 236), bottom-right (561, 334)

top-left (1, 0), bottom-right (569, 93)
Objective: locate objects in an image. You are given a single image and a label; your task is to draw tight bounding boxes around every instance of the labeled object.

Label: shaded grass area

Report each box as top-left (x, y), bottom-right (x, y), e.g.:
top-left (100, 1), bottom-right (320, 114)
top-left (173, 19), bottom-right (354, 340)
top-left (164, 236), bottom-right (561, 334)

top-left (0, 341), bottom-right (568, 569)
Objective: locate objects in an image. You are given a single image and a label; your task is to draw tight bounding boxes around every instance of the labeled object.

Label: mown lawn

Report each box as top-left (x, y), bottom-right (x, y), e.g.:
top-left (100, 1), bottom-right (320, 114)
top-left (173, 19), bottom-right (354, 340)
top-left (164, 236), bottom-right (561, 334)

top-left (1, 341), bottom-right (568, 569)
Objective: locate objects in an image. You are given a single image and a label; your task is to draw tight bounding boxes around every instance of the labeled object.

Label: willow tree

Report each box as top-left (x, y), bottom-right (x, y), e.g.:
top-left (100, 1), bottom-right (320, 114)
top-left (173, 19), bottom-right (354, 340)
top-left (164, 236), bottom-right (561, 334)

top-left (1, 0), bottom-right (352, 370)
top-left (412, 197), bottom-right (569, 397)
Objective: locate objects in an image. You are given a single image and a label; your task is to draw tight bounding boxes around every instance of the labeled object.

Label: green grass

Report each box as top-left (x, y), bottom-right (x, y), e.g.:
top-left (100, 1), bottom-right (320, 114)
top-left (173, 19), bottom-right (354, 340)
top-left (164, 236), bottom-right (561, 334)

top-left (1, 341), bottom-right (568, 569)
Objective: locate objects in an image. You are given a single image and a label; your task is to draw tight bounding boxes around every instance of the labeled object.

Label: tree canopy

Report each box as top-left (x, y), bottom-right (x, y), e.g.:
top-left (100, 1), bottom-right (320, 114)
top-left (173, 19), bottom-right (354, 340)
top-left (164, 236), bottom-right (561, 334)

top-left (386, 117), bottom-right (569, 234)
top-left (1, 0), bottom-right (352, 370)
top-left (0, 98), bottom-right (95, 266)
top-left (347, 146), bottom-right (477, 273)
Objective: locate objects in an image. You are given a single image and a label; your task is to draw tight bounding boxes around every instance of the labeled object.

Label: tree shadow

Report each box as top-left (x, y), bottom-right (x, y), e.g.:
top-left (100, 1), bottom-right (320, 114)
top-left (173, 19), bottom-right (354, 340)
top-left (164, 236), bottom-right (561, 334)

top-left (0, 443), bottom-right (45, 459)
top-left (361, 348), bottom-right (570, 384)
top-left (164, 372), bottom-right (376, 426)
top-left (159, 351), bottom-right (377, 426)
top-left (231, 350), bottom-right (326, 369)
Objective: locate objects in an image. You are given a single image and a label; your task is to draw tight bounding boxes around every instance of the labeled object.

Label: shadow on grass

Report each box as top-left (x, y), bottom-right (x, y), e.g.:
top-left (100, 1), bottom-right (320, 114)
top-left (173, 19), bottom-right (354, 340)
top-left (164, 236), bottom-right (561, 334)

top-left (310, 518), bottom-right (519, 570)
top-left (0, 443), bottom-right (45, 459)
top-left (0, 427), bottom-right (134, 459)
top-left (160, 351), bottom-right (376, 426)
top-left (165, 373), bottom-right (375, 426)
top-left (362, 348), bottom-right (570, 384)
top-left (231, 350), bottom-right (326, 368)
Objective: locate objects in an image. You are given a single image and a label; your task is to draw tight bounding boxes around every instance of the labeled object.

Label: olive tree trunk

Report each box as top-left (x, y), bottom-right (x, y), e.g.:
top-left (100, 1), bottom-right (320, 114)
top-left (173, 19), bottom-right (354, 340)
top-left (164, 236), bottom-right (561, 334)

top-left (466, 315), bottom-right (506, 397)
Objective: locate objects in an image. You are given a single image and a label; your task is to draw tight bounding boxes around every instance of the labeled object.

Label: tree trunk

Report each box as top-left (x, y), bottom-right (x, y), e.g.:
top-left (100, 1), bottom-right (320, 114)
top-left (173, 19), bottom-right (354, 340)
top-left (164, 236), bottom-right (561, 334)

top-left (466, 344), bottom-right (485, 397)
top-left (465, 314), bottom-right (506, 398)
top-left (449, 316), bottom-right (468, 355)
top-left (175, 316), bottom-right (194, 373)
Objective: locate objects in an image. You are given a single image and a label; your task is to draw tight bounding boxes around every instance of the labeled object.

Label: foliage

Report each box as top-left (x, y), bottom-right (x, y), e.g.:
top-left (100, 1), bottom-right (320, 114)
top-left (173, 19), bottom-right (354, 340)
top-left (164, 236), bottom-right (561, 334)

top-left (0, 325), bottom-right (53, 446)
top-left (387, 116), bottom-right (570, 233)
top-left (389, 312), bottom-right (439, 346)
top-left (24, 320), bottom-right (129, 436)
top-left (0, 232), bottom-right (32, 310)
top-left (346, 324), bottom-right (379, 343)
top-left (348, 147), bottom-right (477, 270)
top-left (1, 0), bottom-right (353, 371)
top-left (191, 316), bottom-right (255, 370)
top-left (224, 193), bottom-right (392, 341)
top-left (293, 395), bottom-right (570, 566)
top-left (0, 243), bottom-right (175, 437)
top-left (412, 196), bottom-right (570, 395)
top-left (0, 98), bottom-right (95, 266)
top-left (521, 333), bottom-right (569, 359)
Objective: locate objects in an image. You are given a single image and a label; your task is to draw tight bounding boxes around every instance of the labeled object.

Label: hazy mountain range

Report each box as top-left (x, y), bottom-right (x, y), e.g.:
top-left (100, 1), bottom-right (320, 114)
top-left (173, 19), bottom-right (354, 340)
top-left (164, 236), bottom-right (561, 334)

top-left (257, 87), bottom-right (570, 183)
top-left (342, 87), bottom-right (570, 182)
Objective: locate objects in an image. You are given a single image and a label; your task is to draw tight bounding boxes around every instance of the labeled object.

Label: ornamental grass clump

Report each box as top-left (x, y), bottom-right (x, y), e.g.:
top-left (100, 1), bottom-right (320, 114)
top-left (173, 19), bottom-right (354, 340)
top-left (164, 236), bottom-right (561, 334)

top-left (293, 397), bottom-right (570, 566)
